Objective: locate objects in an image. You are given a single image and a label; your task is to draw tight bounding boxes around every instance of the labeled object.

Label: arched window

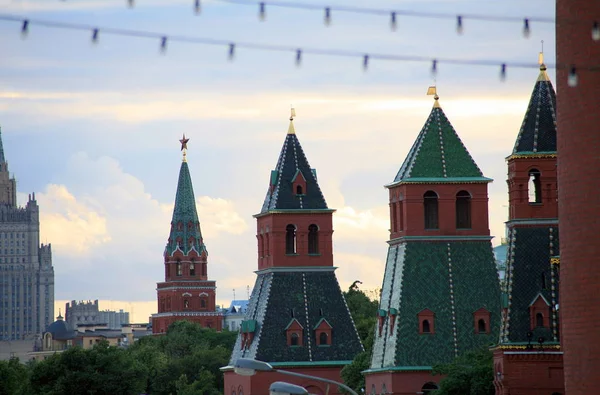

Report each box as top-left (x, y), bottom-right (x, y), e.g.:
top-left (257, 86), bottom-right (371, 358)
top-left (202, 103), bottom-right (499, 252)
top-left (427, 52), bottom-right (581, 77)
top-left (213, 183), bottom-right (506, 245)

top-left (176, 261), bottom-right (182, 276)
top-left (201, 299), bottom-right (207, 308)
top-left (291, 332), bottom-right (299, 346)
top-left (478, 319), bottom-right (486, 333)
top-left (296, 185), bottom-right (303, 195)
top-left (319, 332), bottom-right (328, 345)
top-left (421, 382), bottom-right (439, 395)
top-left (308, 224), bottom-right (319, 254)
top-left (422, 320), bottom-right (431, 333)
top-left (184, 299), bottom-right (189, 309)
top-left (286, 224), bottom-right (297, 254)
top-left (190, 262), bottom-right (195, 276)
top-left (202, 262), bottom-right (207, 276)
top-left (238, 386), bottom-right (244, 395)
top-left (455, 190), bottom-right (472, 229)
top-left (423, 191), bottom-right (439, 229)
top-left (536, 313), bottom-right (544, 327)
top-left (528, 169), bottom-right (542, 203)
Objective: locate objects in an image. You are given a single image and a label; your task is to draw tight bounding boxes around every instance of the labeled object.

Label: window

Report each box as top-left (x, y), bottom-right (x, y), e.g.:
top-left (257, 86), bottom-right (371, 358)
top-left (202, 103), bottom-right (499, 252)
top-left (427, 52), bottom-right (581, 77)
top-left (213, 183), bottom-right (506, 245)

top-left (422, 320), bottom-right (431, 333)
top-left (423, 191), bottom-right (439, 229)
top-left (319, 332), bottom-right (328, 345)
top-left (291, 332), bottom-right (299, 346)
top-left (478, 319), bottom-right (487, 333)
top-left (456, 190), bottom-right (472, 229)
top-left (541, 272), bottom-right (547, 289)
top-left (391, 202), bottom-right (397, 232)
top-left (296, 185), bottom-right (303, 195)
top-left (528, 169), bottom-right (542, 203)
top-left (190, 262), bottom-right (195, 276)
top-left (201, 299), bottom-right (207, 308)
top-left (285, 225), bottom-right (297, 254)
top-left (176, 262), bottom-right (182, 276)
top-left (308, 224), bottom-right (319, 254)
top-left (202, 263), bottom-right (207, 276)
top-left (184, 299), bottom-right (189, 309)
top-left (536, 313), bottom-right (544, 327)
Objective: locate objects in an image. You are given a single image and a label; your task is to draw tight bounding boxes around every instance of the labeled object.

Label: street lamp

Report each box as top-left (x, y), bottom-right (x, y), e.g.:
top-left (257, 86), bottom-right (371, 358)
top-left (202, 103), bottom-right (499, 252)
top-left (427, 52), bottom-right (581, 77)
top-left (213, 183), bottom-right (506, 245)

top-left (270, 381), bottom-right (308, 395)
top-left (234, 358), bottom-right (359, 395)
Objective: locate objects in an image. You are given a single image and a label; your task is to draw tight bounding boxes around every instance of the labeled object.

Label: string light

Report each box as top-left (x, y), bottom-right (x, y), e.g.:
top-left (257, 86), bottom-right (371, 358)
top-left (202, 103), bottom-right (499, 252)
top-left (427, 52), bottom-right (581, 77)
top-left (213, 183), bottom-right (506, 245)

top-left (91, 28), bottom-right (99, 44)
top-left (500, 63), bottom-right (507, 81)
top-left (324, 7), bottom-right (331, 26)
top-left (431, 59), bottom-right (438, 76)
top-left (127, 0), bottom-right (134, 8)
top-left (592, 21), bottom-right (600, 41)
top-left (295, 49), bottom-right (302, 66)
top-left (259, 2), bottom-right (266, 21)
top-left (228, 43), bottom-right (236, 60)
top-left (522, 18), bottom-right (531, 38)
top-left (194, 0), bottom-right (201, 15)
top-left (568, 66), bottom-right (578, 87)
top-left (160, 36), bottom-right (167, 53)
top-left (362, 54), bottom-right (369, 71)
top-left (20, 19), bottom-right (28, 37)
top-left (390, 12), bottom-right (397, 31)
top-left (456, 16), bottom-right (464, 35)
top-left (3, 13), bottom-right (596, 80)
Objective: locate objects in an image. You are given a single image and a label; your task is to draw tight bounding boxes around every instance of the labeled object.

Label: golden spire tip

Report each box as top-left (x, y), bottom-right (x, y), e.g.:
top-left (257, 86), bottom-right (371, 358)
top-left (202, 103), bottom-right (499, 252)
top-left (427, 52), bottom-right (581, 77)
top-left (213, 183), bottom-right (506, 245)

top-left (288, 107), bottom-right (296, 135)
top-left (427, 86), bottom-right (440, 108)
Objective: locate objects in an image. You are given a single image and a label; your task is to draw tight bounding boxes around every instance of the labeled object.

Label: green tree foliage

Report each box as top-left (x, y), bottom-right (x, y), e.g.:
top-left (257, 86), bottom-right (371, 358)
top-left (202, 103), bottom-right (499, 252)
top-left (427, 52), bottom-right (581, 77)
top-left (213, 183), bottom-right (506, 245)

top-left (341, 281), bottom-right (380, 394)
top-left (431, 347), bottom-right (495, 395)
top-left (7, 321), bottom-right (238, 395)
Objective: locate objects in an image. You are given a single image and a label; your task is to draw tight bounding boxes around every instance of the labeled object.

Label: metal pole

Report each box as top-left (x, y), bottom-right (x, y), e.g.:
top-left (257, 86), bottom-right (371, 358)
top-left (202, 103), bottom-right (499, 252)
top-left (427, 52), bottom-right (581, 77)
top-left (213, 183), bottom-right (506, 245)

top-left (274, 368), bottom-right (359, 395)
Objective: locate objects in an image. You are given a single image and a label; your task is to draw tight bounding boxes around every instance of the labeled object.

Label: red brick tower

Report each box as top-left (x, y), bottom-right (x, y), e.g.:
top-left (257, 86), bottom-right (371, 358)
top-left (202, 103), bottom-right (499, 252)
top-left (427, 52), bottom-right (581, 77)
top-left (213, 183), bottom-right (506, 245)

top-left (492, 57), bottom-right (564, 395)
top-left (223, 110), bottom-right (363, 395)
top-left (556, 1), bottom-right (600, 393)
top-left (151, 135), bottom-right (223, 333)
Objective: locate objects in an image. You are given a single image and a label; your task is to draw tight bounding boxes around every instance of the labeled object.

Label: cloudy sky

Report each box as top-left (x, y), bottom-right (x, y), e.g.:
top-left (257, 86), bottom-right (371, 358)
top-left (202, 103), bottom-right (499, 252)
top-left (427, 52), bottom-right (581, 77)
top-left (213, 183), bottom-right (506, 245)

top-left (0, 0), bottom-right (555, 322)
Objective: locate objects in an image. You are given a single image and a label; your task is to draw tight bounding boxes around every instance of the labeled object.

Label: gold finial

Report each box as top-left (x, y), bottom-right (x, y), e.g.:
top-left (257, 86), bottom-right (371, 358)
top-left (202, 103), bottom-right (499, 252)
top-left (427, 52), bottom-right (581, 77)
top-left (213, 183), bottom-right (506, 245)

top-left (288, 107), bottom-right (296, 135)
top-left (179, 134), bottom-right (190, 162)
top-left (537, 41), bottom-right (550, 81)
top-left (427, 86), bottom-right (440, 108)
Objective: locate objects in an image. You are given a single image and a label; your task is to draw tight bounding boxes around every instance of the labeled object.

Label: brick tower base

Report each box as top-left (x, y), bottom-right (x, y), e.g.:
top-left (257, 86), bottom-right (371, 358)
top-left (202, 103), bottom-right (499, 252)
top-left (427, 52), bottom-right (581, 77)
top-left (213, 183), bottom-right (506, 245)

top-left (493, 347), bottom-right (564, 395)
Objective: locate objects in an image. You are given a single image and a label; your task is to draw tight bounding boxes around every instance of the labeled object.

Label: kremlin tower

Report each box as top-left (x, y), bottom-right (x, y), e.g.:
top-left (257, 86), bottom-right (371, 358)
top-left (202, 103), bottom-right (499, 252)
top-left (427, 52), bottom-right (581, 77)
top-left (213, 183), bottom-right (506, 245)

top-left (151, 135), bottom-right (223, 333)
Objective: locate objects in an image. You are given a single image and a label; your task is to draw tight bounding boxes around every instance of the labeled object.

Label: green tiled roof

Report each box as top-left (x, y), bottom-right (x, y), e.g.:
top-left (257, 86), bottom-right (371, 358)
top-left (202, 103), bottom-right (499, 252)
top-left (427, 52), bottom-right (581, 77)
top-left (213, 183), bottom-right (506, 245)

top-left (371, 241), bottom-right (501, 368)
top-left (393, 104), bottom-right (485, 183)
top-left (500, 225), bottom-right (559, 344)
top-left (228, 271), bottom-right (363, 364)
top-left (261, 122), bottom-right (328, 213)
top-left (165, 161), bottom-right (207, 256)
top-left (512, 66), bottom-right (557, 155)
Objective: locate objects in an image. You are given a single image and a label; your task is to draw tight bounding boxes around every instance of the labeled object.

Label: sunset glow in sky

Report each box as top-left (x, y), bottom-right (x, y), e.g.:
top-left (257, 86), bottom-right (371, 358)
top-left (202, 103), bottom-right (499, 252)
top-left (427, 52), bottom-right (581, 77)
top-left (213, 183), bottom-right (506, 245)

top-left (0, 0), bottom-right (555, 322)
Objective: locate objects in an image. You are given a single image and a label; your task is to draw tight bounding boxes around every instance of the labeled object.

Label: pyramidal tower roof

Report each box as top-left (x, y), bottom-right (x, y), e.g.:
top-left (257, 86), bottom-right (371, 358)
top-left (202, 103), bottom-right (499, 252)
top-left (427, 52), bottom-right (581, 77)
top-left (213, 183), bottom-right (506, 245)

top-left (391, 89), bottom-right (491, 185)
top-left (0, 126), bottom-right (6, 164)
top-left (260, 109), bottom-right (329, 213)
top-left (511, 54), bottom-right (557, 155)
top-left (165, 135), bottom-right (206, 256)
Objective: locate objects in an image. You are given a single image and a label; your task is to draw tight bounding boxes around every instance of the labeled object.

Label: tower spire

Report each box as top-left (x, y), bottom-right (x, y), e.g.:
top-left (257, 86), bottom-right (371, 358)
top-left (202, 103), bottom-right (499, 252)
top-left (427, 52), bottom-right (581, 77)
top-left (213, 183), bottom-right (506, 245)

top-left (180, 133), bottom-right (190, 162)
top-left (0, 126), bottom-right (5, 164)
top-left (427, 85), bottom-right (440, 108)
top-left (287, 107), bottom-right (296, 135)
top-left (538, 40), bottom-right (550, 82)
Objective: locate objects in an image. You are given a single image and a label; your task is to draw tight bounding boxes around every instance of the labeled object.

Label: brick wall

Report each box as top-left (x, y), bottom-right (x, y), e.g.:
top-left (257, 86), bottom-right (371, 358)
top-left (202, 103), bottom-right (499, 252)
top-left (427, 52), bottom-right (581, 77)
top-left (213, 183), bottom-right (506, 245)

top-left (556, 1), bottom-right (600, 393)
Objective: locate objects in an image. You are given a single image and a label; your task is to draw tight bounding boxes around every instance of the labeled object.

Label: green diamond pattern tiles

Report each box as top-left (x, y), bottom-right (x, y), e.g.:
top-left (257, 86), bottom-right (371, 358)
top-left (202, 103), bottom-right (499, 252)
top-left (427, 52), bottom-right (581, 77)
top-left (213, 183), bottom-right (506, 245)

top-left (165, 161), bottom-right (206, 256)
top-left (371, 241), bottom-right (501, 369)
top-left (500, 225), bottom-right (559, 344)
top-left (393, 106), bottom-right (485, 183)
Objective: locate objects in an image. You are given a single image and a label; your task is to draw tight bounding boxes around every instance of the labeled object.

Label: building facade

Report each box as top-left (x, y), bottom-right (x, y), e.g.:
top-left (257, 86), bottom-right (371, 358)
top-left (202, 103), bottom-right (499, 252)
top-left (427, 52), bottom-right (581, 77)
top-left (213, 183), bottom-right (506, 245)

top-left (151, 136), bottom-right (223, 333)
top-left (492, 58), bottom-right (564, 395)
top-left (0, 128), bottom-right (54, 340)
top-left (65, 300), bottom-right (100, 330)
top-left (223, 300), bottom-right (249, 332)
top-left (365, 91), bottom-right (501, 395)
top-left (223, 111), bottom-right (363, 395)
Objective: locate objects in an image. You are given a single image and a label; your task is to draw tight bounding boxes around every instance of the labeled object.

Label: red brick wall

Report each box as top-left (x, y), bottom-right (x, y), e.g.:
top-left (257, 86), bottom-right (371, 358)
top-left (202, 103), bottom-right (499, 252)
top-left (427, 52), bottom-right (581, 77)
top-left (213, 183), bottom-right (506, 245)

top-left (365, 370), bottom-right (442, 395)
top-left (256, 212), bottom-right (334, 269)
top-left (388, 183), bottom-right (490, 238)
top-left (556, 1), bottom-right (600, 393)
top-left (493, 348), bottom-right (564, 395)
top-left (224, 366), bottom-right (347, 395)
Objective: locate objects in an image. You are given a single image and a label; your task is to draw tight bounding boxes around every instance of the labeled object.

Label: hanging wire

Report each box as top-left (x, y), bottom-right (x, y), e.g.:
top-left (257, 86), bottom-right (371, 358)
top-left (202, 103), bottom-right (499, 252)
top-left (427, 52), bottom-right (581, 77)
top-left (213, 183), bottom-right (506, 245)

top-left (2, 13), bottom-right (597, 78)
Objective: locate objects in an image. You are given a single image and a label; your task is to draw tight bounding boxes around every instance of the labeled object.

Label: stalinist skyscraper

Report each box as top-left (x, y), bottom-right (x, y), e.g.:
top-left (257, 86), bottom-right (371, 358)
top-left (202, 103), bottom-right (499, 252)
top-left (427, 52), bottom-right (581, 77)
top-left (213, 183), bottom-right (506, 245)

top-left (0, 128), bottom-right (54, 340)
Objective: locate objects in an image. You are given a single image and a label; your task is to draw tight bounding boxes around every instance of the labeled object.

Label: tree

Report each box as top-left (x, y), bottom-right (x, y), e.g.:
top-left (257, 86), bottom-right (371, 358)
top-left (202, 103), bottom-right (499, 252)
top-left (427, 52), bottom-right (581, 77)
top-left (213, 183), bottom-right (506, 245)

top-left (0, 357), bottom-right (29, 395)
top-left (341, 282), bottom-right (380, 394)
top-left (431, 347), bottom-right (495, 395)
